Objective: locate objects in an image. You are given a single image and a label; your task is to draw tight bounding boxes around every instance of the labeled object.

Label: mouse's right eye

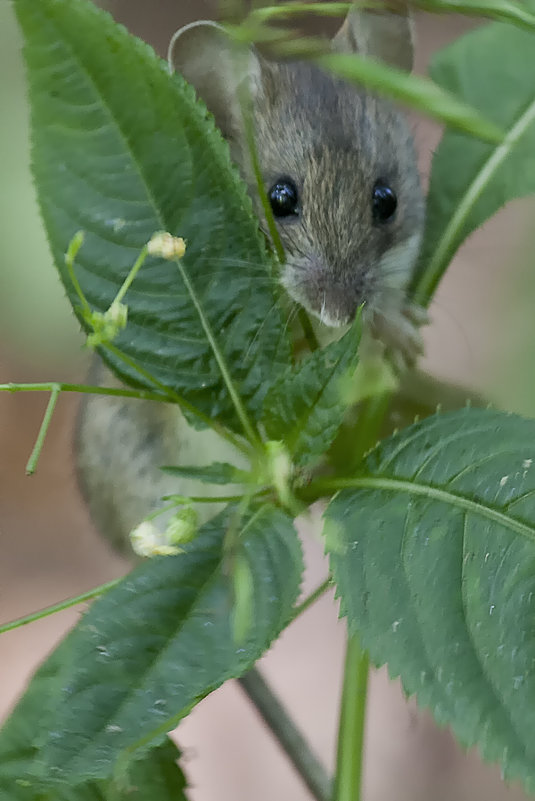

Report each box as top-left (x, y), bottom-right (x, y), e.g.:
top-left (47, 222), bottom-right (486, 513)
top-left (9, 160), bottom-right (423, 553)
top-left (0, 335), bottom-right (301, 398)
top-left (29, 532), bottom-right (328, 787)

top-left (269, 178), bottom-right (299, 218)
top-left (372, 180), bottom-right (397, 223)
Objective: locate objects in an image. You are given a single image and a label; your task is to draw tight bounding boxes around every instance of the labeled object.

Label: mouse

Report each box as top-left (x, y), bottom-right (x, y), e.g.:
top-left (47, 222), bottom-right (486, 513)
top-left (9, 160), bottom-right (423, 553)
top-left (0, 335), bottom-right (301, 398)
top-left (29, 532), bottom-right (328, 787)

top-left (77, 7), bottom-right (426, 553)
top-left (168, 10), bottom-right (426, 361)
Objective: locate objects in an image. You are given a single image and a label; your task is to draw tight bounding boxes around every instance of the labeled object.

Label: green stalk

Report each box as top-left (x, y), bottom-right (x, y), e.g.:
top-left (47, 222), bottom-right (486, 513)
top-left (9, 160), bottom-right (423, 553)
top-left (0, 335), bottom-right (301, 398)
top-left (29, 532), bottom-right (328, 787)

top-left (114, 245), bottom-right (148, 304)
top-left (0, 381), bottom-right (171, 402)
top-left (0, 578), bottom-right (122, 636)
top-left (25, 383), bottom-right (61, 475)
top-left (107, 344), bottom-right (252, 456)
top-left (333, 634), bottom-right (370, 801)
top-left (290, 577), bottom-right (331, 622)
top-left (1, 379), bottom-right (250, 457)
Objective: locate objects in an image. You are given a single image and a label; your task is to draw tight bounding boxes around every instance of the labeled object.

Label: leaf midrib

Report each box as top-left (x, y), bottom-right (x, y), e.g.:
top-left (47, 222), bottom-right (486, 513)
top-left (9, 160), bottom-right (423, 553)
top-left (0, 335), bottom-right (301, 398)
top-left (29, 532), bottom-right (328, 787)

top-left (325, 475), bottom-right (535, 542)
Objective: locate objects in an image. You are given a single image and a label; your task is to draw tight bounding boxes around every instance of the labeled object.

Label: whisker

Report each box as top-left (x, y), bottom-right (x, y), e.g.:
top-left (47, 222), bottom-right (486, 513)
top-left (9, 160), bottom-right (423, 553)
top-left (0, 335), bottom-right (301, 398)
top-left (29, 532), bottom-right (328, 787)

top-left (243, 294), bottom-right (287, 363)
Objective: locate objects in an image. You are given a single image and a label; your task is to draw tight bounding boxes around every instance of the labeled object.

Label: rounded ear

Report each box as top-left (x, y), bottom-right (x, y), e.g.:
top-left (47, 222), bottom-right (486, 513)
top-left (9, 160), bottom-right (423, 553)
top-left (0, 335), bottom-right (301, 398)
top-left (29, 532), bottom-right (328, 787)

top-left (168, 21), bottom-right (261, 139)
top-left (332, 5), bottom-right (415, 72)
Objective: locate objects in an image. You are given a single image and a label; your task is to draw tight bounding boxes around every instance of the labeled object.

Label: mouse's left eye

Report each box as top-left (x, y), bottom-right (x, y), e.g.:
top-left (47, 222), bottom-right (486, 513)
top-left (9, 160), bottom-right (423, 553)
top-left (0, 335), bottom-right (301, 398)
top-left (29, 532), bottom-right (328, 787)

top-left (372, 181), bottom-right (397, 223)
top-left (269, 178), bottom-right (299, 218)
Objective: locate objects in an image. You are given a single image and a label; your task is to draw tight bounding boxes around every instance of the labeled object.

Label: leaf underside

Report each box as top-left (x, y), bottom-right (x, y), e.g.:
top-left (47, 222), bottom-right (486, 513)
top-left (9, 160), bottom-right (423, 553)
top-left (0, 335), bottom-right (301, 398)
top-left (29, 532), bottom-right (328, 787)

top-left (326, 407), bottom-right (535, 792)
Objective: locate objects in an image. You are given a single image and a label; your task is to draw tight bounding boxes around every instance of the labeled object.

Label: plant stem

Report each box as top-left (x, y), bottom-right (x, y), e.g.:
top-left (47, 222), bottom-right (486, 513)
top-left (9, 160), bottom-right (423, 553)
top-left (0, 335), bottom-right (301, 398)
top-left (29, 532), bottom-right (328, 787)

top-left (238, 668), bottom-right (332, 801)
top-left (290, 577), bottom-right (332, 623)
top-left (413, 96), bottom-right (535, 305)
top-left (0, 381), bottom-right (170, 402)
top-left (114, 245), bottom-right (148, 304)
top-left (25, 383), bottom-right (61, 475)
top-left (1, 379), bottom-right (250, 457)
top-left (333, 634), bottom-right (369, 801)
top-left (249, 2), bottom-right (352, 23)
top-left (0, 578), bottom-right (122, 635)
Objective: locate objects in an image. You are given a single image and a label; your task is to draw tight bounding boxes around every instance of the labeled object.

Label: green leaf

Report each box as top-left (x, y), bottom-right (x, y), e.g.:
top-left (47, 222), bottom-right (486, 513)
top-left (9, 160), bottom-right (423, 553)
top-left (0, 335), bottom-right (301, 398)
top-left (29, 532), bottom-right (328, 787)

top-left (325, 407), bottom-right (535, 792)
top-left (0, 641), bottom-right (188, 800)
top-left (262, 316), bottom-right (361, 467)
top-left (161, 462), bottom-right (247, 485)
top-left (38, 505), bottom-right (302, 784)
top-left (114, 740), bottom-right (188, 801)
top-left (273, 41), bottom-right (503, 143)
top-left (0, 637), bottom-right (73, 800)
top-left (248, 0), bottom-right (535, 31)
top-left (14, 0), bottom-right (290, 429)
top-left (413, 0), bottom-right (535, 31)
top-left (416, 10), bottom-right (535, 301)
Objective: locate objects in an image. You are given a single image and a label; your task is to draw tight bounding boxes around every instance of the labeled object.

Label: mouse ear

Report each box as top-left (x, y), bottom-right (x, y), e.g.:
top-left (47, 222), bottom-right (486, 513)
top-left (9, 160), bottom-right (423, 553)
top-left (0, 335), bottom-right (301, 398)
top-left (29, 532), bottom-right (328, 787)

top-left (168, 21), bottom-right (261, 139)
top-left (333, 4), bottom-right (414, 72)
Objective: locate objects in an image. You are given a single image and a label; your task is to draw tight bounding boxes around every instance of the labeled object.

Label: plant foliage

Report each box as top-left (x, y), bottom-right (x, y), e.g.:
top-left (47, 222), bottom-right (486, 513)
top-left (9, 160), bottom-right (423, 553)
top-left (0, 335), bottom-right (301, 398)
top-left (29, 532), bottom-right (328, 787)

top-left (326, 408), bottom-right (535, 790)
top-left (3, 0), bottom-right (535, 797)
top-left (14, 0), bottom-right (290, 430)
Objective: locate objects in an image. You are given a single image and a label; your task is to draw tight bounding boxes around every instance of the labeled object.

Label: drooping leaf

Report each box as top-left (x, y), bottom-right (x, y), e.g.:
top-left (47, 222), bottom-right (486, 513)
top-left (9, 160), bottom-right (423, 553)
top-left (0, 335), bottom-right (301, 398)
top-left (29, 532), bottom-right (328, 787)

top-left (161, 462), bottom-right (248, 485)
top-left (262, 315), bottom-right (361, 467)
top-left (14, 0), bottom-right (290, 430)
top-left (416, 8), bottom-right (535, 301)
top-left (37, 505), bottom-right (302, 784)
top-left (325, 407), bottom-right (535, 792)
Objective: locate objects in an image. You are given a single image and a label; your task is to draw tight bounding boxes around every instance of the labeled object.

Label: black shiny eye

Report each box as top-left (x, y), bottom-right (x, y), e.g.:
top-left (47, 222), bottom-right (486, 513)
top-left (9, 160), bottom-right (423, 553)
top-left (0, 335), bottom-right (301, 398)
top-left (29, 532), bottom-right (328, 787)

top-left (269, 178), bottom-right (299, 218)
top-left (372, 181), bottom-right (397, 223)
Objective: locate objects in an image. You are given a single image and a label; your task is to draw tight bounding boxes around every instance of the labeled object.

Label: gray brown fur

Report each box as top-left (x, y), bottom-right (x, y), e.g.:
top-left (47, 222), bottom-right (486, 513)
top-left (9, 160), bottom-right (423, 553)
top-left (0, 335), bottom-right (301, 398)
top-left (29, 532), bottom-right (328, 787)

top-left (249, 58), bottom-right (424, 331)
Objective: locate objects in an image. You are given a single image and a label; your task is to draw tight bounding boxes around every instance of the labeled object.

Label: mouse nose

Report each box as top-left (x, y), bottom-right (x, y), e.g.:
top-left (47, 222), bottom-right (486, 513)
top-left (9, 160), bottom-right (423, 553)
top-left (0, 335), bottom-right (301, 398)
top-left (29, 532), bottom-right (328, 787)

top-left (317, 282), bottom-right (361, 328)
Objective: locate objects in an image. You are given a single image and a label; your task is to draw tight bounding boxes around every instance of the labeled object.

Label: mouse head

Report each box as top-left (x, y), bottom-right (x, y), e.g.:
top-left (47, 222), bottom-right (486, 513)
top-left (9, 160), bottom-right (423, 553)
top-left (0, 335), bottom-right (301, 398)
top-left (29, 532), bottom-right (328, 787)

top-left (169, 9), bottom-right (424, 333)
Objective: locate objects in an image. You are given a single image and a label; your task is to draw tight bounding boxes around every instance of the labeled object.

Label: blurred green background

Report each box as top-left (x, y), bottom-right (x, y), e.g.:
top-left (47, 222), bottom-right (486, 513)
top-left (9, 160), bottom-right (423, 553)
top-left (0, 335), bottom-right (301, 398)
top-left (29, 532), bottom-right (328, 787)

top-left (0, 2), bottom-right (82, 365)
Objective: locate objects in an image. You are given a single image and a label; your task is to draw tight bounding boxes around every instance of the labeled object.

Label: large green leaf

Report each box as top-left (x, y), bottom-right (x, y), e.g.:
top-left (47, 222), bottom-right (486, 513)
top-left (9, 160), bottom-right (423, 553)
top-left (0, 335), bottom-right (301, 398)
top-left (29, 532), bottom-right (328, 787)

top-left (36, 505), bottom-right (302, 784)
top-left (0, 634), bottom-right (188, 800)
top-left (14, 0), bottom-right (290, 428)
top-left (416, 8), bottom-right (535, 300)
top-left (0, 638), bottom-right (72, 800)
top-left (325, 408), bottom-right (535, 791)
top-left (262, 317), bottom-right (361, 467)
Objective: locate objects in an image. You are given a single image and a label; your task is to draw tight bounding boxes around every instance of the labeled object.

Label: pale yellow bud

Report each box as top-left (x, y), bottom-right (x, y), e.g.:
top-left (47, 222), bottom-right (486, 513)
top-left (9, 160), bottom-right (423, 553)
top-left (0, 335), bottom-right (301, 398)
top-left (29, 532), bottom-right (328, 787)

top-left (130, 521), bottom-right (180, 558)
top-left (147, 231), bottom-right (186, 260)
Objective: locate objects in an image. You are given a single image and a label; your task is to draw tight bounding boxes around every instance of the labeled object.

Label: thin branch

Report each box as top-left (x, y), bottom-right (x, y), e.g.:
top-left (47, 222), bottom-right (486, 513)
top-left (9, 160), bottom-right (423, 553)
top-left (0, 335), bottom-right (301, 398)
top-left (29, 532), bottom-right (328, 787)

top-left (238, 668), bottom-right (332, 801)
top-left (26, 383), bottom-right (61, 475)
top-left (0, 578), bottom-right (122, 636)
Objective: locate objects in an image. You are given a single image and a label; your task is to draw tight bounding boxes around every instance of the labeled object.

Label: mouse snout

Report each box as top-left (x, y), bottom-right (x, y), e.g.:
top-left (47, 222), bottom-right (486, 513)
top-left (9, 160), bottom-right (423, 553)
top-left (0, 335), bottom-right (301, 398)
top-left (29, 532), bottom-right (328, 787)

top-left (281, 256), bottom-right (367, 328)
top-left (315, 280), bottom-right (361, 328)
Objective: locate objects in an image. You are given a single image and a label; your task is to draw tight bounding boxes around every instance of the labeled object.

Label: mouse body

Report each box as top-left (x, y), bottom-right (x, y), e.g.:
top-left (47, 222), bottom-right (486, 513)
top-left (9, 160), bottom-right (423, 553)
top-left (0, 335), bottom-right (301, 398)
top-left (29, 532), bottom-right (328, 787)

top-left (77, 8), bottom-right (426, 552)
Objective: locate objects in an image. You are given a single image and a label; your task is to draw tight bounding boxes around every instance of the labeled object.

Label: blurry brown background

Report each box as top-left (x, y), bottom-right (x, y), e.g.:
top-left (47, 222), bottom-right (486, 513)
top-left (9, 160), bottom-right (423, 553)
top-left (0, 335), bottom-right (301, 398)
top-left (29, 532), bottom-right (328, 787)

top-left (1, 1), bottom-right (535, 799)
